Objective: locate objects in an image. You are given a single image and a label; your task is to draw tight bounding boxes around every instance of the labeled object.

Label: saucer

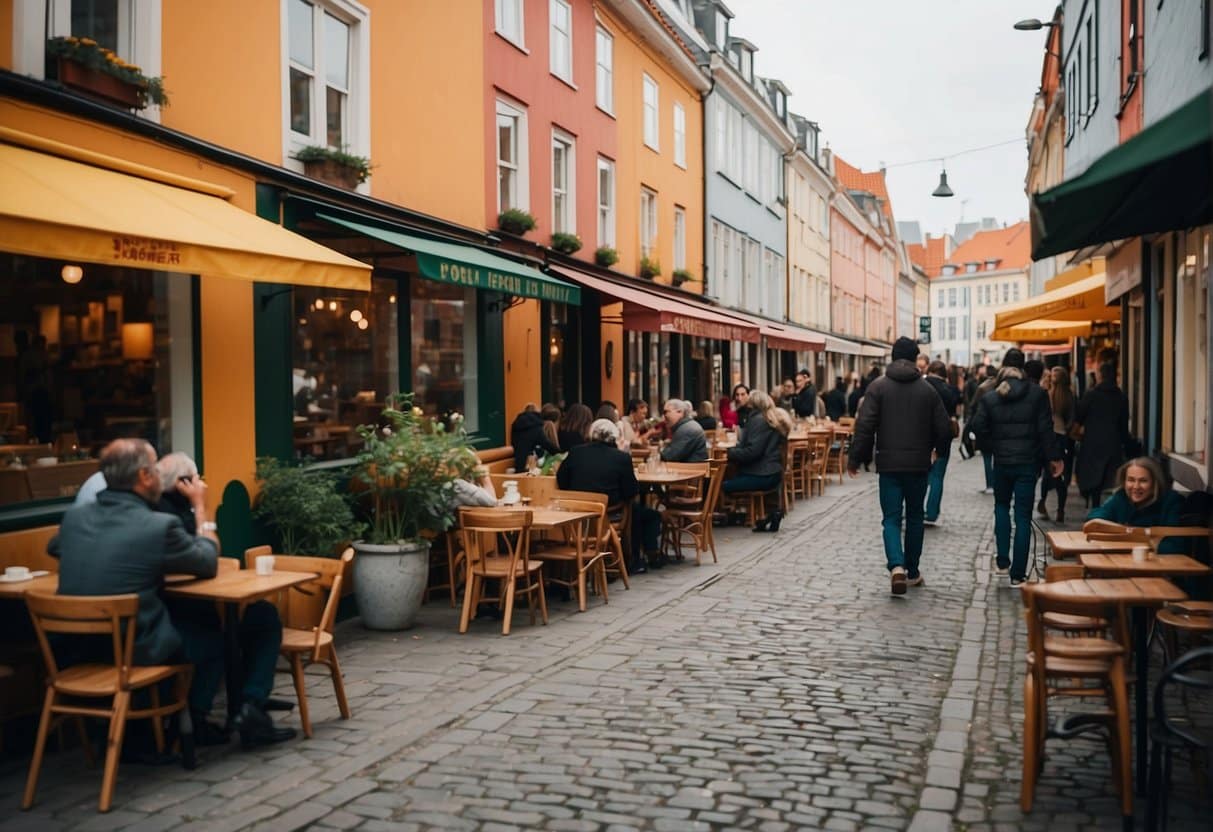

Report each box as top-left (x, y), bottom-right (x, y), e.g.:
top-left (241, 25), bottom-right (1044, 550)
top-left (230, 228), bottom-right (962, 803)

top-left (0, 574), bottom-right (33, 583)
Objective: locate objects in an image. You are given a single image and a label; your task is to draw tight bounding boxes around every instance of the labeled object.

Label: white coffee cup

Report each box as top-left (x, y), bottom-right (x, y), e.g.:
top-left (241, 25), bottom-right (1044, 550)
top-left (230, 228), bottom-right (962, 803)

top-left (4, 565), bottom-right (30, 580)
top-left (1131, 545), bottom-right (1149, 563)
top-left (255, 555), bottom-right (275, 576)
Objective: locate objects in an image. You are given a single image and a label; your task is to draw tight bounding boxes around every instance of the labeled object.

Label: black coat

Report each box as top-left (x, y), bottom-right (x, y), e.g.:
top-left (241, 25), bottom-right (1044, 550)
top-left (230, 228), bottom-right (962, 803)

top-left (925, 375), bottom-right (959, 417)
top-left (48, 489), bottom-right (219, 665)
top-left (848, 360), bottom-right (952, 474)
top-left (557, 429), bottom-right (588, 453)
top-left (824, 388), bottom-right (847, 421)
top-left (847, 387), bottom-right (863, 417)
top-left (968, 371), bottom-right (1060, 468)
top-left (556, 441), bottom-right (639, 506)
top-left (510, 411), bottom-right (560, 472)
top-left (1074, 381), bottom-right (1131, 493)
top-left (792, 385), bottom-right (818, 418)
top-left (727, 413), bottom-right (786, 478)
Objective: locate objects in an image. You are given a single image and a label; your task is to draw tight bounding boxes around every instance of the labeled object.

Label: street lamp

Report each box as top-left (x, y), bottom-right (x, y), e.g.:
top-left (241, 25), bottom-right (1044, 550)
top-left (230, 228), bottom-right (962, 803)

top-left (932, 165), bottom-right (954, 198)
top-left (1013, 18), bottom-right (1056, 30)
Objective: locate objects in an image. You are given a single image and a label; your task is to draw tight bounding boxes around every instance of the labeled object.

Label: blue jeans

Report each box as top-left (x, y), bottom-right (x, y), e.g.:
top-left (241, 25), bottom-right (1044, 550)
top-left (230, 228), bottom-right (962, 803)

top-left (877, 472), bottom-right (928, 577)
top-left (993, 464), bottom-right (1038, 580)
top-left (925, 454), bottom-right (949, 522)
top-left (982, 452), bottom-right (995, 489)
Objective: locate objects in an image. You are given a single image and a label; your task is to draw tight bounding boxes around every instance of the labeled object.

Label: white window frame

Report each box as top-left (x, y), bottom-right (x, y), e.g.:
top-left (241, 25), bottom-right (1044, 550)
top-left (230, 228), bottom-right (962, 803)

top-left (642, 74), bottom-right (660, 151)
top-left (743, 121), bottom-right (759, 195)
top-left (673, 102), bottom-right (687, 168)
top-left (597, 156), bottom-right (616, 249)
top-left (595, 25), bottom-right (613, 114)
top-left (551, 129), bottom-right (576, 235)
top-left (714, 10), bottom-right (727, 50)
top-left (549, 0), bottom-right (573, 84)
top-left (640, 187), bottom-right (658, 259)
top-left (495, 97), bottom-right (530, 214)
top-left (281, 0), bottom-right (371, 188)
top-left (714, 99), bottom-right (727, 172)
top-left (673, 206), bottom-right (687, 271)
top-left (495, 0), bottom-right (525, 49)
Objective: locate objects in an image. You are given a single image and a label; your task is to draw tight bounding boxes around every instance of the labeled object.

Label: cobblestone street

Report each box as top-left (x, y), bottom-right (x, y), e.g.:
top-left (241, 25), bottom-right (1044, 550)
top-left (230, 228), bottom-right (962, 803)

top-left (1, 455), bottom-right (1208, 831)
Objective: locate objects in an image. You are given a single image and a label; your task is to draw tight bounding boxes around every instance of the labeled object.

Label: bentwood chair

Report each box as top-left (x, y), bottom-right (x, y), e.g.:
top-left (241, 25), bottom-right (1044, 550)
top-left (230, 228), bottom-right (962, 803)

top-left (244, 546), bottom-right (354, 738)
top-left (1146, 645), bottom-right (1213, 832)
top-left (458, 508), bottom-right (546, 636)
top-left (1041, 564), bottom-right (1114, 638)
top-left (534, 493), bottom-right (613, 611)
top-left (807, 432), bottom-right (832, 497)
top-left (661, 459), bottom-right (726, 566)
top-left (23, 592), bottom-right (193, 813)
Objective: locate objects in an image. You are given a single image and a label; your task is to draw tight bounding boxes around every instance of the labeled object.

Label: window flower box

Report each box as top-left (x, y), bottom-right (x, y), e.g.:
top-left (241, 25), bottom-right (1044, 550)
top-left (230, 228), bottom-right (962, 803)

top-left (294, 146), bottom-right (372, 190)
top-left (46, 37), bottom-right (166, 111)
top-left (57, 58), bottom-right (142, 108)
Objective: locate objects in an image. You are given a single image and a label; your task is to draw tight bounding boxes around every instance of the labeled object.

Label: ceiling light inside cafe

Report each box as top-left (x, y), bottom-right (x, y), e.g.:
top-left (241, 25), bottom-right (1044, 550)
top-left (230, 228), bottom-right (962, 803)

top-left (350, 309), bottom-right (363, 323)
top-left (357, 318), bottom-right (369, 330)
top-left (61, 264), bottom-right (84, 284)
top-left (314, 298), bottom-right (325, 310)
top-left (328, 301), bottom-right (338, 311)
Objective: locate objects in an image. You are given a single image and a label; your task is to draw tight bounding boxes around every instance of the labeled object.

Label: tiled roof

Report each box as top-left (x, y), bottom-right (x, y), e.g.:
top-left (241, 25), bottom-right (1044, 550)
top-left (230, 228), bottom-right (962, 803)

top-left (908, 236), bottom-right (949, 277)
top-left (833, 154), bottom-right (893, 219)
top-left (944, 221), bottom-right (1031, 272)
top-left (641, 0), bottom-right (697, 61)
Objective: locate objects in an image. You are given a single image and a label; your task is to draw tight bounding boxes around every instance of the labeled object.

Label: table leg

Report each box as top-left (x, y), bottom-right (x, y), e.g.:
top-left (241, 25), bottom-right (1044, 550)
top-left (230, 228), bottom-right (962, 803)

top-left (1134, 606), bottom-right (1148, 795)
top-left (223, 603), bottom-right (244, 725)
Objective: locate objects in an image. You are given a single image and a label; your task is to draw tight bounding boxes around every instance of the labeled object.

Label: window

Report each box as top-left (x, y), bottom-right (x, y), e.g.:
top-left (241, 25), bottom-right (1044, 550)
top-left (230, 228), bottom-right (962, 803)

top-left (0, 252), bottom-right (195, 506)
top-left (673, 206), bottom-right (687, 271)
top-left (642, 74), bottom-right (659, 150)
top-left (70, 0), bottom-right (122, 52)
top-left (1001, 283), bottom-right (1009, 303)
top-left (287, 0), bottom-right (361, 152)
top-left (597, 157), bottom-right (615, 248)
top-left (947, 317), bottom-right (957, 340)
top-left (947, 287), bottom-right (957, 308)
top-left (727, 105), bottom-right (743, 181)
top-left (409, 281), bottom-right (478, 433)
top-left (937, 289), bottom-right (944, 308)
top-left (965, 262), bottom-right (978, 274)
top-left (743, 121), bottom-right (759, 194)
top-left (977, 319), bottom-right (987, 339)
top-left (985, 259), bottom-right (999, 270)
top-left (595, 26), bottom-right (613, 112)
top-left (549, 0), bottom-right (572, 82)
top-left (739, 49), bottom-right (752, 81)
top-left (1085, 16), bottom-right (1097, 117)
top-left (496, 98), bottom-right (528, 213)
top-left (673, 103), bottom-right (687, 168)
top-left (495, 0), bottom-right (524, 46)
top-left (713, 100), bottom-right (727, 171)
top-left (1203, 0), bottom-right (1211, 60)
top-left (551, 131), bottom-right (574, 234)
top-left (714, 10), bottom-right (728, 50)
top-left (1012, 283), bottom-right (1020, 302)
top-left (742, 238), bottom-right (760, 310)
top-left (1173, 229), bottom-right (1209, 458)
top-left (640, 188), bottom-right (657, 259)
top-left (942, 265), bottom-right (956, 276)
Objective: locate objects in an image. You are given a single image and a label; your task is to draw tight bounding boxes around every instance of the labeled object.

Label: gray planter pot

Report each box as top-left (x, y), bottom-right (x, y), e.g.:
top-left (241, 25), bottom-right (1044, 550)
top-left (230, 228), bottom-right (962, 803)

top-left (351, 540), bottom-right (430, 630)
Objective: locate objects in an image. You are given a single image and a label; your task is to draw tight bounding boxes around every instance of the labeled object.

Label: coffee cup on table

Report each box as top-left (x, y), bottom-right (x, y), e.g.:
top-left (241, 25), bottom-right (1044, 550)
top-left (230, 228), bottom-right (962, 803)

top-left (4, 566), bottom-right (30, 580)
top-left (255, 555), bottom-right (275, 576)
top-left (1131, 545), bottom-right (1149, 563)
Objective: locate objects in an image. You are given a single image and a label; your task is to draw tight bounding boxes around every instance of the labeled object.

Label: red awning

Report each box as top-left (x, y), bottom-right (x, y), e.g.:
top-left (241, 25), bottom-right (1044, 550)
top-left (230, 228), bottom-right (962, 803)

top-left (714, 310), bottom-right (826, 352)
top-left (548, 265), bottom-right (760, 343)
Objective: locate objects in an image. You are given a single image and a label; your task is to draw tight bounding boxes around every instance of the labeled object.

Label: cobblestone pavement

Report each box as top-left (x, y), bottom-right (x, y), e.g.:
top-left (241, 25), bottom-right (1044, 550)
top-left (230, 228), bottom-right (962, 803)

top-left (1, 454), bottom-right (1208, 830)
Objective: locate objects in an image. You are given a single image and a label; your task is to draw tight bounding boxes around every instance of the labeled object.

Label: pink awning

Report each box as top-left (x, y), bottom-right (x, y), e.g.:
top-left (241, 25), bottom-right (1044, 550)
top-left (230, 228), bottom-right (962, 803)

top-left (548, 265), bottom-right (760, 343)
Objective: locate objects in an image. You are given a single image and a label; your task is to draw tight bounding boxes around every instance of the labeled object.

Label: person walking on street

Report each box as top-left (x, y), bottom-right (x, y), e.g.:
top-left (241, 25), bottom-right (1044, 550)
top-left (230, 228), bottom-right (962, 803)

top-left (848, 338), bottom-right (952, 595)
top-left (1038, 366), bottom-right (1076, 521)
top-left (1073, 362), bottom-right (1132, 508)
top-left (968, 349), bottom-right (1064, 587)
top-left (923, 360), bottom-right (959, 527)
top-left (972, 365), bottom-right (998, 494)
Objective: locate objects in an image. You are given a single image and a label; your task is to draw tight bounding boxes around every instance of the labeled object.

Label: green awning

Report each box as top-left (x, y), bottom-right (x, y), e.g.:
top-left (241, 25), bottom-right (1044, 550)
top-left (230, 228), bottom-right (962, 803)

top-left (1031, 89), bottom-right (1212, 260)
top-left (317, 213), bottom-right (580, 305)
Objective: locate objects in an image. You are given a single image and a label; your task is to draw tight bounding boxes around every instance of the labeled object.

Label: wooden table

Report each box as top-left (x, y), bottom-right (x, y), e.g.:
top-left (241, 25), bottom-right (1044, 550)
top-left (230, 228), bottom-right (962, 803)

top-left (1039, 577), bottom-right (1189, 793)
top-left (165, 569), bottom-right (317, 721)
top-left (1078, 553), bottom-right (1212, 579)
top-left (1046, 530), bottom-right (1138, 559)
top-left (0, 573), bottom-right (57, 599)
top-left (634, 470), bottom-right (704, 486)
top-left (484, 505), bottom-right (597, 530)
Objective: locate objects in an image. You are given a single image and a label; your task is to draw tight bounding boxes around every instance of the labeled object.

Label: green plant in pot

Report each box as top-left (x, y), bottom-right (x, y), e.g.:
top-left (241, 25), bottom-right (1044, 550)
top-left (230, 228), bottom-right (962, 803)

top-left (294, 145), bottom-right (372, 189)
top-left (639, 256), bottom-right (661, 280)
top-left (550, 232), bottom-right (582, 254)
top-left (497, 208), bottom-right (537, 236)
top-left (671, 268), bottom-right (694, 287)
top-left (252, 457), bottom-right (364, 556)
top-left (594, 246), bottom-right (619, 267)
top-left (351, 394), bottom-right (478, 630)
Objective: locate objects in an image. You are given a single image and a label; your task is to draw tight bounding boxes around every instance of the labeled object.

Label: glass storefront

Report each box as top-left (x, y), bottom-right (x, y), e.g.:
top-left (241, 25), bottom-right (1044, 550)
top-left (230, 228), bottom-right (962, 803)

top-left (410, 279), bottom-right (478, 431)
top-left (0, 253), bottom-right (193, 506)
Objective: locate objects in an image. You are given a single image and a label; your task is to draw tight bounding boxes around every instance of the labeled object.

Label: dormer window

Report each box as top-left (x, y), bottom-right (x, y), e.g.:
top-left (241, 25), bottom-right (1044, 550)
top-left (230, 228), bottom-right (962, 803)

top-left (965, 262), bottom-right (979, 273)
top-left (942, 265), bottom-right (957, 276)
top-left (714, 10), bottom-right (728, 50)
top-left (984, 259), bottom-right (1000, 270)
top-left (740, 49), bottom-right (752, 81)
top-left (774, 91), bottom-right (785, 118)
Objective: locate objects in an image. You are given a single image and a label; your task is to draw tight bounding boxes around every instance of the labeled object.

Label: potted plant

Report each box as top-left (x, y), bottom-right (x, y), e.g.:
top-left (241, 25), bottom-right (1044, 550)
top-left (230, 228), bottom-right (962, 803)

top-left (639, 256), bottom-right (662, 281)
top-left (294, 145), bottom-right (372, 189)
top-left (497, 209), bottom-right (537, 236)
top-left (671, 268), bottom-right (694, 287)
top-left (46, 36), bottom-right (168, 110)
top-left (550, 232), bottom-right (582, 255)
top-left (594, 246), bottom-right (619, 267)
top-left (251, 458), bottom-right (364, 556)
top-left (351, 395), bottom-right (478, 630)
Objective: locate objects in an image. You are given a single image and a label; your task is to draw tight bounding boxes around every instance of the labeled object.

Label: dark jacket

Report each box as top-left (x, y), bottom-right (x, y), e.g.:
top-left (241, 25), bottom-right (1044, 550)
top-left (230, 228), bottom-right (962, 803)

top-left (556, 441), bottom-right (638, 506)
top-left (848, 360), bottom-right (952, 474)
top-left (847, 386), bottom-right (863, 417)
top-left (962, 377), bottom-right (981, 420)
top-left (695, 415), bottom-right (718, 432)
top-left (727, 412), bottom-right (786, 478)
top-left (1087, 490), bottom-right (1186, 554)
top-left (48, 489), bottom-right (219, 665)
top-left (792, 384), bottom-right (818, 418)
top-left (557, 429), bottom-right (587, 453)
top-left (510, 411), bottom-right (560, 472)
top-left (968, 369), bottom-right (1061, 468)
top-left (925, 375), bottom-right (959, 417)
top-left (824, 388), bottom-right (847, 421)
top-left (660, 416), bottom-right (708, 462)
top-left (1074, 381), bottom-right (1131, 493)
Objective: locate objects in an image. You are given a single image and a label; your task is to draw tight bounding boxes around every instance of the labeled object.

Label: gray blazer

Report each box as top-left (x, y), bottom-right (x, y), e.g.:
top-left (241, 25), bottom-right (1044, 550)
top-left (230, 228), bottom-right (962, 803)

top-left (49, 489), bottom-right (219, 665)
top-left (660, 416), bottom-right (709, 463)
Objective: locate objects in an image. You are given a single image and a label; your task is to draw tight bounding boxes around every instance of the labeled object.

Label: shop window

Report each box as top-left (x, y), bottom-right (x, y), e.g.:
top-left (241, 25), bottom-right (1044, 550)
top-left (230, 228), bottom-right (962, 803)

top-left (410, 281), bottom-right (478, 432)
top-left (292, 278), bottom-right (398, 461)
top-left (1173, 230), bottom-right (1209, 461)
top-left (0, 254), bottom-right (194, 507)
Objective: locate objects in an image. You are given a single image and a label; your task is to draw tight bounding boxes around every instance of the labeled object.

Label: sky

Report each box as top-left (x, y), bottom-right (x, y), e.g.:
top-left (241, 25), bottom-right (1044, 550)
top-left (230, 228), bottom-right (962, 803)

top-left (729, 0), bottom-right (1048, 240)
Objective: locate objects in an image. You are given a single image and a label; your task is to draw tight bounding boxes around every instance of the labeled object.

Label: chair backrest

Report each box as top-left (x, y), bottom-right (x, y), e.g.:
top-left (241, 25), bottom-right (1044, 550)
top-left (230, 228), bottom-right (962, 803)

top-left (244, 545), bottom-right (347, 630)
top-left (1153, 645), bottom-right (1213, 748)
top-left (698, 459), bottom-right (727, 522)
top-left (458, 508), bottom-right (533, 576)
top-left (551, 496), bottom-right (608, 549)
top-left (489, 474), bottom-right (556, 504)
top-left (837, 416), bottom-right (855, 427)
top-left (24, 591), bottom-right (139, 687)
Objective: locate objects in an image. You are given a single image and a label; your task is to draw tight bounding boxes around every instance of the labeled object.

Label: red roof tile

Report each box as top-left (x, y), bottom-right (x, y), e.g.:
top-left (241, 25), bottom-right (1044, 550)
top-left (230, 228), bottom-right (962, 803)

top-left (834, 154), bottom-right (893, 219)
top-left (909, 236), bottom-right (949, 277)
top-left (944, 221), bottom-right (1031, 272)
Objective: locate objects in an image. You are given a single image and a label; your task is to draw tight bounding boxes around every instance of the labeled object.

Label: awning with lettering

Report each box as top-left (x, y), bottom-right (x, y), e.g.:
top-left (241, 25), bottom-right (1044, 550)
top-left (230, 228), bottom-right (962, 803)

top-left (0, 143), bottom-right (370, 289)
top-left (712, 309), bottom-right (825, 352)
top-left (989, 319), bottom-right (1093, 343)
top-left (319, 214), bottom-right (580, 305)
top-left (547, 265), bottom-right (759, 343)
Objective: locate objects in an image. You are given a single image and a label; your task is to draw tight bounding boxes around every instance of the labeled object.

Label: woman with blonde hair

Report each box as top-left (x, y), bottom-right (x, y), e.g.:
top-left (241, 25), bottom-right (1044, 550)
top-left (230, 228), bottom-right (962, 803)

top-left (723, 389), bottom-right (791, 532)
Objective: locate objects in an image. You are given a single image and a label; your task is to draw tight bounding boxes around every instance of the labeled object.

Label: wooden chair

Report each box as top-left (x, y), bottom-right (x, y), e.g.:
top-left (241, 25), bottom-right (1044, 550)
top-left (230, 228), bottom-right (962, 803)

top-left (457, 509), bottom-right (546, 636)
top-left (663, 461), bottom-right (710, 508)
top-left (22, 592), bottom-right (193, 813)
top-left (1041, 564), bottom-right (1113, 638)
top-left (826, 428), bottom-right (850, 484)
top-left (837, 416), bottom-right (856, 428)
top-left (786, 438), bottom-right (812, 501)
top-left (243, 547), bottom-right (353, 739)
top-left (661, 459), bottom-right (726, 566)
top-left (807, 432), bottom-right (831, 496)
top-left (605, 501), bottom-right (633, 588)
top-left (534, 493), bottom-right (613, 611)
top-left (1019, 584), bottom-right (1133, 825)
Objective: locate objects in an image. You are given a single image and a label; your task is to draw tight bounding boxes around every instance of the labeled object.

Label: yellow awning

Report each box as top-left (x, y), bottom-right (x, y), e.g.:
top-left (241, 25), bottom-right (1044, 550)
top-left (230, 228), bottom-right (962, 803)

top-left (0, 143), bottom-right (370, 290)
top-left (994, 273), bottom-right (1119, 331)
top-left (989, 319), bottom-right (1092, 343)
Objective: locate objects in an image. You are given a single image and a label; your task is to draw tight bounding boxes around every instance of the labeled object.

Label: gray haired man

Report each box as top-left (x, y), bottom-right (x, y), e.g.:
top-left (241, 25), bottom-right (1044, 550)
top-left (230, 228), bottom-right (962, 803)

top-left (659, 399), bottom-right (708, 462)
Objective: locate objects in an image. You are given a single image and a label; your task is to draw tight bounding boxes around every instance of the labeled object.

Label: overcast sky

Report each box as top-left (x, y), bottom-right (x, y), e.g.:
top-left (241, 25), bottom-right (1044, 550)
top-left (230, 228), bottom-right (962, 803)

top-left (731, 0), bottom-right (1047, 239)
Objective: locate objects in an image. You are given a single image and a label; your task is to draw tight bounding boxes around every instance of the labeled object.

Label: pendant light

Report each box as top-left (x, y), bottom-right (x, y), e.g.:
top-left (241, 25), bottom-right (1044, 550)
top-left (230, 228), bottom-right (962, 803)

top-left (932, 165), bottom-right (954, 198)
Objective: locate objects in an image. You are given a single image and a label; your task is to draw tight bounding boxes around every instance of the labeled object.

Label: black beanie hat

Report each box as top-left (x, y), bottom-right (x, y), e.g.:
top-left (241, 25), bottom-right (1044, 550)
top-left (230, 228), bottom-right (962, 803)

top-left (891, 336), bottom-right (920, 363)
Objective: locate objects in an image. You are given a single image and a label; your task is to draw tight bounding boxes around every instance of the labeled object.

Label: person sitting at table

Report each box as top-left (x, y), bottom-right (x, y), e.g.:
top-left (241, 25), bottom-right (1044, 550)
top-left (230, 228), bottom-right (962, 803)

top-left (695, 400), bottom-right (718, 433)
top-left (509, 403), bottom-right (560, 473)
top-left (619, 398), bottom-right (656, 448)
top-left (724, 390), bottom-right (791, 532)
top-left (1084, 457), bottom-right (1188, 553)
top-left (718, 396), bottom-right (738, 430)
top-left (449, 450), bottom-right (497, 508)
top-left (732, 384), bottom-right (753, 428)
top-left (557, 419), bottom-right (662, 573)
top-left (557, 403), bottom-right (594, 452)
top-left (659, 400), bottom-right (708, 463)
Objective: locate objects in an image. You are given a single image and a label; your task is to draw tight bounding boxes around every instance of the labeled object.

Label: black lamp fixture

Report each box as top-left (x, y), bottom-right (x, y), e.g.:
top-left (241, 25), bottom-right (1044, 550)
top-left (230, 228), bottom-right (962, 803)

top-left (1013, 18), bottom-right (1056, 31)
top-left (932, 164), bottom-right (954, 198)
